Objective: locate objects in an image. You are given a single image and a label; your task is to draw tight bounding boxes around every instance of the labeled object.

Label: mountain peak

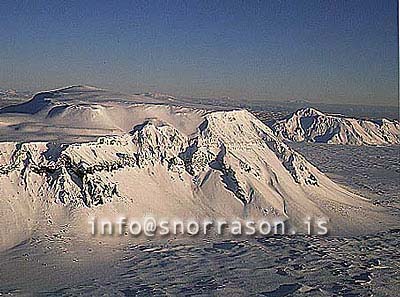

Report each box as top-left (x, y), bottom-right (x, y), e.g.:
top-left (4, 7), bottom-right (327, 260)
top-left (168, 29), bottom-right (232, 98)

top-left (294, 107), bottom-right (325, 117)
top-left (271, 107), bottom-right (400, 145)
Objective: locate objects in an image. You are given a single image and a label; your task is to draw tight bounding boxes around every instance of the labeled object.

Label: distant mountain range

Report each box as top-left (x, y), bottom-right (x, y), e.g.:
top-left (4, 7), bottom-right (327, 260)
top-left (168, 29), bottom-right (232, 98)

top-left (0, 88), bottom-right (32, 98)
top-left (269, 108), bottom-right (400, 146)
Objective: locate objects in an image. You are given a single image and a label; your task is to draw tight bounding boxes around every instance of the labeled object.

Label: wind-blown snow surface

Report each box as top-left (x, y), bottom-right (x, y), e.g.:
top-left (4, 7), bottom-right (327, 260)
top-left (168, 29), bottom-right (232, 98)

top-left (269, 107), bottom-right (400, 145)
top-left (0, 87), bottom-right (396, 252)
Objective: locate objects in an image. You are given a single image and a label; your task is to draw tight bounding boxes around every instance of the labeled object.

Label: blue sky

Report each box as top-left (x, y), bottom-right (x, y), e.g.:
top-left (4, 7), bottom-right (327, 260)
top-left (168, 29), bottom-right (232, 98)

top-left (0, 0), bottom-right (398, 105)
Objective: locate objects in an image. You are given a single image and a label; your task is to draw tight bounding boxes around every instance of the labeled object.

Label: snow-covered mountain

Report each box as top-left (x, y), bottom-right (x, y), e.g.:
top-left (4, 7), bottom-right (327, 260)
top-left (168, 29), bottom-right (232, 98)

top-left (269, 108), bottom-right (400, 146)
top-left (0, 87), bottom-right (395, 250)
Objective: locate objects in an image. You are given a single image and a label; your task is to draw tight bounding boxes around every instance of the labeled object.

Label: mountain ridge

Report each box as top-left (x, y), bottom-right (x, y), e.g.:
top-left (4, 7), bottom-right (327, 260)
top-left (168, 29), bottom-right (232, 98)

top-left (269, 107), bottom-right (400, 146)
top-left (0, 87), bottom-right (397, 251)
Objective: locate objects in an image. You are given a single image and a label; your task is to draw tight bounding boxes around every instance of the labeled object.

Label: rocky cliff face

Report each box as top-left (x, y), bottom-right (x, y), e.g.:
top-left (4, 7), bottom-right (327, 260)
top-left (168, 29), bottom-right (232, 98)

top-left (0, 110), bottom-right (319, 209)
top-left (270, 108), bottom-right (400, 146)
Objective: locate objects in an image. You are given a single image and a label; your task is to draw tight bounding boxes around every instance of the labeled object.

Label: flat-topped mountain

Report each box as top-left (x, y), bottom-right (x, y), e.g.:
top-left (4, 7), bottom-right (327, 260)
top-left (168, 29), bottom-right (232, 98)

top-left (0, 85), bottom-right (208, 143)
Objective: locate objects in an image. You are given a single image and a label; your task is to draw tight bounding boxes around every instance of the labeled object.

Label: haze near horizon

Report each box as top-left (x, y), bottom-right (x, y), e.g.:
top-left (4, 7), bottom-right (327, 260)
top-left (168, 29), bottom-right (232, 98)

top-left (0, 0), bottom-right (398, 106)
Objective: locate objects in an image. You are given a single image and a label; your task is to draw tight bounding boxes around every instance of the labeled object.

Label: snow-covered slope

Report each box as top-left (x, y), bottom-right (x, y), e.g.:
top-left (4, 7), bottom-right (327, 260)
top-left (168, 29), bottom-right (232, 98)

top-left (0, 85), bottom-right (207, 142)
top-left (270, 108), bottom-right (400, 146)
top-left (0, 88), bottom-right (396, 250)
